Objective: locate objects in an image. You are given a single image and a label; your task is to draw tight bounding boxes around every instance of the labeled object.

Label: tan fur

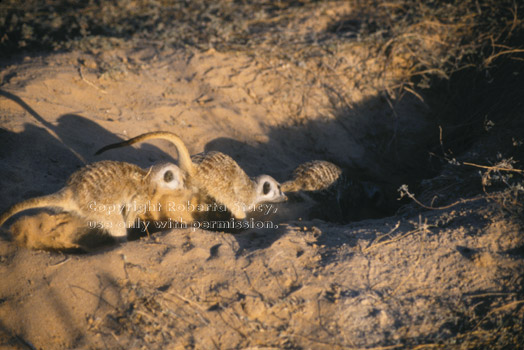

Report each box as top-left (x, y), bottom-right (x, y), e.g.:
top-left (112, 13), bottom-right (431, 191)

top-left (143, 188), bottom-right (201, 224)
top-left (10, 212), bottom-right (86, 251)
top-left (0, 160), bottom-right (184, 239)
top-left (189, 151), bottom-right (259, 218)
top-left (96, 132), bottom-right (287, 219)
top-left (282, 160), bottom-right (342, 192)
top-left (9, 212), bottom-right (122, 251)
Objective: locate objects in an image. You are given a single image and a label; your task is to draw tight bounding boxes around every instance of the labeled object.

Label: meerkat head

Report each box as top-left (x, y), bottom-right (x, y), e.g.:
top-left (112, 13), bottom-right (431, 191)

top-left (253, 175), bottom-right (287, 204)
top-left (149, 163), bottom-right (185, 190)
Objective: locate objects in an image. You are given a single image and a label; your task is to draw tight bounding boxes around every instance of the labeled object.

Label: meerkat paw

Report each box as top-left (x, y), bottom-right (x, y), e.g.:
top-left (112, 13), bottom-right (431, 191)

top-left (230, 207), bottom-right (247, 220)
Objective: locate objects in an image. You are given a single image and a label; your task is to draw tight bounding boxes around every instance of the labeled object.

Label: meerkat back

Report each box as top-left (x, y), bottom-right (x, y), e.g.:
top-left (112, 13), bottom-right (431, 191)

top-left (282, 160), bottom-right (343, 193)
top-left (68, 161), bottom-right (146, 207)
top-left (65, 161), bottom-right (150, 237)
top-left (0, 160), bottom-right (185, 240)
top-left (191, 151), bottom-right (255, 216)
top-left (0, 160), bottom-right (147, 239)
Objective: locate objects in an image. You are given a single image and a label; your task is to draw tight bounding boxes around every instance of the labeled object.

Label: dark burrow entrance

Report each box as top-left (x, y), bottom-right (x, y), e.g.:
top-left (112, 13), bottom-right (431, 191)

top-left (260, 56), bottom-right (524, 225)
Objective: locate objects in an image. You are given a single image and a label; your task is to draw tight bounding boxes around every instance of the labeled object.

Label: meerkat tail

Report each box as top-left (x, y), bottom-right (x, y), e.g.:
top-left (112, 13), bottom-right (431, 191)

top-left (95, 132), bottom-right (195, 176)
top-left (0, 189), bottom-right (72, 228)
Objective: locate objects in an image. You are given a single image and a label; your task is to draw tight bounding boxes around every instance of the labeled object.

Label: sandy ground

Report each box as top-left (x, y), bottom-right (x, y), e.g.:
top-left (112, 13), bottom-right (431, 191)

top-left (0, 40), bottom-right (523, 349)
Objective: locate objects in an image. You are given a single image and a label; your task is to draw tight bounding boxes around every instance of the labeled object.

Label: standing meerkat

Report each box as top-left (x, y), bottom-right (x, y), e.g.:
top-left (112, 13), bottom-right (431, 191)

top-left (96, 131), bottom-right (287, 220)
top-left (0, 160), bottom-right (184, 240)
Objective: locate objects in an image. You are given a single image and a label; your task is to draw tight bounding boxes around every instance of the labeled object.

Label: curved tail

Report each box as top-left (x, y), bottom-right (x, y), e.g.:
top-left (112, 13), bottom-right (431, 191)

top-left (95, 132), bottom-right (195, 176)
top-left (0, 191), bottom-right (68, 228)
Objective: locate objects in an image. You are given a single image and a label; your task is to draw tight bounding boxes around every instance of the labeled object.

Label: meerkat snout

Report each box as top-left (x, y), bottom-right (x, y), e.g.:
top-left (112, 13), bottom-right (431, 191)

top-left (255, 175), bottom-right (287, 203)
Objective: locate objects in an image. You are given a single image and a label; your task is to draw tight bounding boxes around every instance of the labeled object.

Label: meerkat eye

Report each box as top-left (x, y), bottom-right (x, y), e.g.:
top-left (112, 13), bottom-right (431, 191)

top-left (263, 181), bottom-right (271, 195)
top-left (164, 170), bottom-right (174, 183)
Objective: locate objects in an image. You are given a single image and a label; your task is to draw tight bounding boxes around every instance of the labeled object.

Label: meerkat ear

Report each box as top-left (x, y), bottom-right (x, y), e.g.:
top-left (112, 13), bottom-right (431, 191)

top-left (262, 181), bottom-right (271, 195)
top-left (151, 163), bottom-right (184, 190)
top-left (162, 167), bottom-right (183, 189)
top-left (164, 170), bottom-right (175, 183)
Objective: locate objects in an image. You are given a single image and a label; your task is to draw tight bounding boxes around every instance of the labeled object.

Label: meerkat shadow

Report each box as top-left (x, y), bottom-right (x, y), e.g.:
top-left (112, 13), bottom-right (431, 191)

top-left (55, 114), bottom-right (176, 167)
top-left (73, 231), bottom-right (120, 253)
top-left (0, 226), bottom-right (12, 243)
top-left (0, 89), bottom-right (174, 168)
top-left (0, 126), bottom-right (84, 214)
top-left (0, 319), bottom-right (39, 350)
top-left (0, 92), bottom-right (176, 214)
top-left (231, 225), bottom-right (288, 253)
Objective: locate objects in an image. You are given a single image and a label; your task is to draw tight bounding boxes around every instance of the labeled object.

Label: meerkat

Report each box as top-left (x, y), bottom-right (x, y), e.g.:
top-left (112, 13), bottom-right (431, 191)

top-left (95, 131), bottom-right (287, 220)
top-left (0, 160), bottom-right (185, 240)
top-left (280, 160), bottom-right (387, 222)
top-left (281, 160), bottom-right (343, 192)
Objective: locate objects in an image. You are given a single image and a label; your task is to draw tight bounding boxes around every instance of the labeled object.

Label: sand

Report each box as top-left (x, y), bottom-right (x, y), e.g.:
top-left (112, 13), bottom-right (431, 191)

top-left (0, 35), bottom-right (523, 349)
